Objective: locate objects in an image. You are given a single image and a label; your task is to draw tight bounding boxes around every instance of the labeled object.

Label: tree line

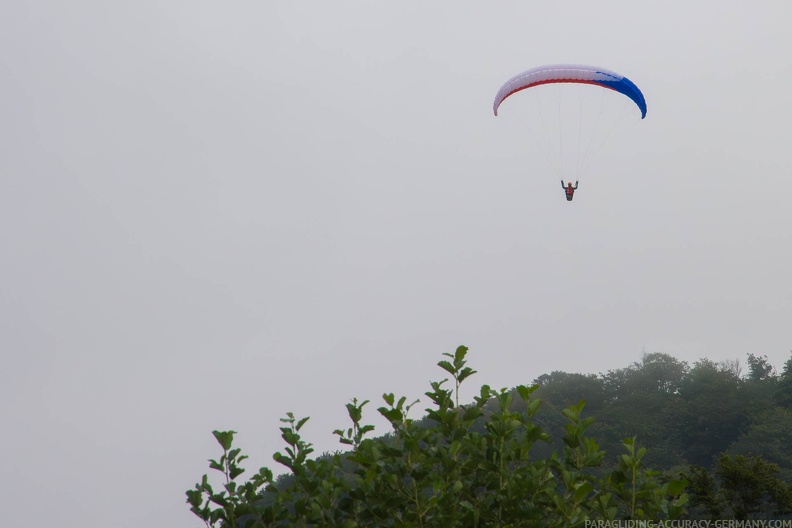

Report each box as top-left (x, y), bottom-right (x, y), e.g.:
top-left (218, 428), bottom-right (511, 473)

top-left (530, 350), bottom-right (792, 478)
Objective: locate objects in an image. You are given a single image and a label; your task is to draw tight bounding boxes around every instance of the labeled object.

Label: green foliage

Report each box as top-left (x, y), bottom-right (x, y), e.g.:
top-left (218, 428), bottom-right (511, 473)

top-left (684, 454), bottom-right (792, 520)
top-left (187, 346), bottom-right (688, 527)
top-left (437, 345), bottom-right (478, 408)
top-left (728, 407), bottom-right (792, 482)
top-left (604, 436), bottom-right (688, 520)
top-left (333, 398), bottom-right (375, 449)
top-left (746, 354), bottom-right (776, 382)
top-left (774, 352), bottom-right (792, 408)
top-left (717, 454), bottom-right (792, 519)
top-left (685, 465), bottom-right (722, 519)
top-left (670, 358), bottom-right (748, 467)
top-left (186, 430), bottom-right (275, 528)
top-left (517, 348), bottom-right (792, 520)
top-left (534, 353), bottom-right (694, 471)
top-left (600, 354), bottom-right (688, 469)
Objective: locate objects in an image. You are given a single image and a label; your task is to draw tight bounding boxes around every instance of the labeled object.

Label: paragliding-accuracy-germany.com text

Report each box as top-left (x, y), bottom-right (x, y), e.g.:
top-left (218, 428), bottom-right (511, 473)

top-left (584, 521), bottom-right (792, 528)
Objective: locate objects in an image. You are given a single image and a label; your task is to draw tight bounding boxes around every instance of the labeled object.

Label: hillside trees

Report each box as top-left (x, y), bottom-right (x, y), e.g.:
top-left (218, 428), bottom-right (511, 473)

top-left (685, 454), bottom-right (792, 520)
top-left (673, 358), bottom-right (749, 466)
top-left (727, 407), bottom-right (792, 482)
top-left (598, 353), bottom-right (688, 469)
top-left (774, 354), bottom-right (792, 408)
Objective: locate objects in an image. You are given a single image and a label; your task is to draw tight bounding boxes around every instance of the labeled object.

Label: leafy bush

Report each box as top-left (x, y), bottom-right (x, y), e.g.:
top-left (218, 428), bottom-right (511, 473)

top-left (187, 346), bottom-right (687, 527)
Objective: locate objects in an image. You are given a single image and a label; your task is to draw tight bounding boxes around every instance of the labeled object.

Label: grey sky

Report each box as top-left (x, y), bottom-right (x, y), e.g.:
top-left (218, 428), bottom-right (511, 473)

top-left (2, 2), bottom-right (790, 526)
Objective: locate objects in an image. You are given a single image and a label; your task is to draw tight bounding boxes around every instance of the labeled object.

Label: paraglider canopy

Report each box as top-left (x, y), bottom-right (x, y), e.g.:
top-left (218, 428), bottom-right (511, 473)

top-left (493, 64), bottom-right (647, 119)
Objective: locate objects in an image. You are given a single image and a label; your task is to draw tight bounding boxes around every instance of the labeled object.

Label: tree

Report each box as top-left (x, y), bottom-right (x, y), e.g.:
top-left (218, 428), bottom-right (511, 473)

top-left (601, 353), bottom-right (688, 399)
top-left (728, 408), bottom-right (792, 482)
top-left (673, 359), bottom-right (748, 467)
top-left (774, 353), bottom-right (792, 408)
top-left (684, 465), bottom-right (723, 519)
top-left (746, 354), bottom-right (776, 382)
top-left (717, 454), bottom-right (792, 520)
top-left (533, 371), bottom-right (605, 413)
top-left (597, 353), bottom-right (688, 469)
top-left (741, 354), bottom-right (779, 418)
top-left (683, 455), bottom-right (792, 521)
top-left (187, 346), bottom-right (688, 527)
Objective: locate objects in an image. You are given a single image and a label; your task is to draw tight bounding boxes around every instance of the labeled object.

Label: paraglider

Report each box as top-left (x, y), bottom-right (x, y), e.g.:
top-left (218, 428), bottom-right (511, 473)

top-left (493, 64), bottom-right (647, 200)
top-left (562, 180), bottom-right (579, 202)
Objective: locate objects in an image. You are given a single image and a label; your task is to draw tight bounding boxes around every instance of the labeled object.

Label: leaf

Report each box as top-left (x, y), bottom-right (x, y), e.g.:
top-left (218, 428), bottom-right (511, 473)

top-left (562, 407), bottom-right (579, 422)
top-left (437, 360), bottom-right (455, 375)
top-left (379, 407), bottom-right (403, 424)
top-left (282, 430), bottom-right (299, 447)
top-left (209, 492), bottom-right (229, 508)
top-left (273, 452), bottom-right (294, 471)
top-left (516, 384), bottom-right (535, 402)
top-left (185, 489), bottom-right (203, 509)
top-left (664, 478), bottom-right (688, 496)
top-left (346, 400), bottom-right (369, 423)
top-left (462, 405), bottom-right (483, 422)
top-left (296, 416), bottom-right (310, 431)
top-left (230, 466), bottom-right (245, 480)
top-left (457, 366), bottom-right (477, 383)
top-left (551, 492), bottom-right (567, 511)
top-left (212, 430), bottom-right (236, 451)
top-left (210, 508), bottom-right (225, 524)
top-left (526, 398), bottom-right (542, 415)
top-left (574, 481), bottom-right (594, 502)
top-left (454, 345), bottom-right (469, 360)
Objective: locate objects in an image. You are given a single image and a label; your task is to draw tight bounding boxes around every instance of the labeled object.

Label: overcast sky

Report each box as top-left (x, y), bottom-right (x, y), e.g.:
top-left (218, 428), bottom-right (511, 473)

top-left (2, 2), bottom-right (791, 526)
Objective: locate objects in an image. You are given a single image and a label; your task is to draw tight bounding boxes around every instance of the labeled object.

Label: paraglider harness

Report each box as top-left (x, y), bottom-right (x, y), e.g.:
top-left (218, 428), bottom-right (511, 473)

top-left (562, 181), bottom-right (579, 201)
